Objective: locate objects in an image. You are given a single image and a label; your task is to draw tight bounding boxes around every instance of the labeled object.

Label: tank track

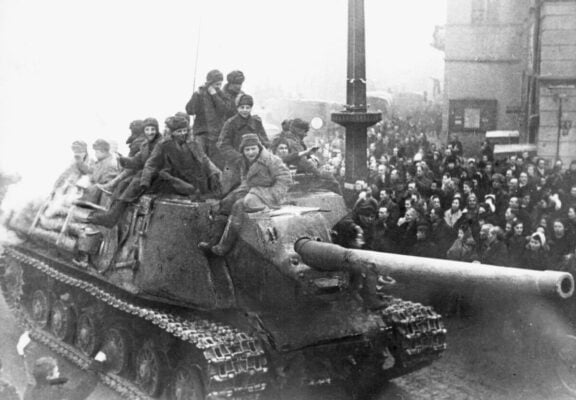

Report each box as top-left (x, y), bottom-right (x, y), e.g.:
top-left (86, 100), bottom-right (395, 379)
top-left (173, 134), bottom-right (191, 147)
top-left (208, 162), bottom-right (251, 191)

top-left (379, 297), bottom-right (447, 371)
top-left (1, 246), bottom-right (269, 400)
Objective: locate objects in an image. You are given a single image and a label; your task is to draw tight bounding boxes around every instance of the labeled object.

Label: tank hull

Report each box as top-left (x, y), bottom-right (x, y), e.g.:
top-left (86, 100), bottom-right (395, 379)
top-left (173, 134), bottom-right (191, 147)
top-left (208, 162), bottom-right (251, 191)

top-left (1, 240), bottom-right (447, 399)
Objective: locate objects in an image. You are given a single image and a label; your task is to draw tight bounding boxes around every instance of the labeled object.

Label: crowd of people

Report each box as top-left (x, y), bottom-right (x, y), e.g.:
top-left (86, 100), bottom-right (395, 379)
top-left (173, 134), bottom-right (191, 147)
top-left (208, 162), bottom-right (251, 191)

top-left (335, 131), bottom-right (576, 274)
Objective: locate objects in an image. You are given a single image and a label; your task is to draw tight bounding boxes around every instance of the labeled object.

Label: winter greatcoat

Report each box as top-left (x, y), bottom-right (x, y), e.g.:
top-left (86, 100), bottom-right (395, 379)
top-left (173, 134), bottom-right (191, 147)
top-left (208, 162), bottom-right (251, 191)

top-left (112, 134), bottom-right (162, 202)
top-left (141, 135), bottom-right (221, 195)
top-left (220, 148), bottom-right (291, 216)
top-left (90, 153), bottom-right (120, 185)
top-left (185, 86), bottom-right (228, 140)
top-left (218, 114), bottom-right (270, 164)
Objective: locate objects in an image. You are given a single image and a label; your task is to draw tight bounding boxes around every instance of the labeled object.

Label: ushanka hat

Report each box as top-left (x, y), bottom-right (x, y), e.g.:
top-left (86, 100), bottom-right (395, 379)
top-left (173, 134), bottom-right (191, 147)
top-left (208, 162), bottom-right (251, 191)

top-left (71, 140), bottom-right (87, 153)
top-left (205, 69), bottom-right (224, 85)
top-left (92, 139), bottom-right (111, 152)
top-left (227, 70), bottom-right (245, 84)
top-left (166, 115), bottom-right (189, 132)
top-left (236, 94), bottom-right (254, 107)
top-left (239, 133), bottom-right (262, 150)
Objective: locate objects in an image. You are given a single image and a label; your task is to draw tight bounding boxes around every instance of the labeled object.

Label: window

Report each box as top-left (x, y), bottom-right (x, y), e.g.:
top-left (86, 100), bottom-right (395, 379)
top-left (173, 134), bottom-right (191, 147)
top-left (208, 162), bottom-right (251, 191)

top-left (471, 0), bottom-right (499, 24)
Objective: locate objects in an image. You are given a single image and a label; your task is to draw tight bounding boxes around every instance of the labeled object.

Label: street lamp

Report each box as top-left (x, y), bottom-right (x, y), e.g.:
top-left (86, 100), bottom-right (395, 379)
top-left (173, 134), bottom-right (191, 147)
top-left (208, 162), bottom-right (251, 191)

top-left (548, 84), bottom-right (575, 162)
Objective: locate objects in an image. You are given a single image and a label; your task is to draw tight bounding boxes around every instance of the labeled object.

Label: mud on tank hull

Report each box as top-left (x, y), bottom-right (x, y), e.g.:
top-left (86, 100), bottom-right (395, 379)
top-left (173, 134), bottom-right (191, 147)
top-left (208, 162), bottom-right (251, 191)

top-left (0, 183), bottom-right (447, 399)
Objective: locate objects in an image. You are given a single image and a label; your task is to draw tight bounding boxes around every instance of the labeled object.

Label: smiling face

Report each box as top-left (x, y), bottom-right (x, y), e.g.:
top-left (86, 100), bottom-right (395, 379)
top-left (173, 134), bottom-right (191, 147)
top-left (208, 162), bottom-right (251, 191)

top-left (144, 125), bottom-right (157, 141)
top-left (237, 104), bottom-right (252, 118)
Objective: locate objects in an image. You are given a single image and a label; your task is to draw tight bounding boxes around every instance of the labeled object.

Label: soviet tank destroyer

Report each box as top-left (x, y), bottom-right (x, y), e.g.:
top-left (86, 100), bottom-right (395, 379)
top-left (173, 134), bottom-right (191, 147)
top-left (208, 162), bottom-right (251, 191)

top-left (1, 169), bottom-right (574, 400)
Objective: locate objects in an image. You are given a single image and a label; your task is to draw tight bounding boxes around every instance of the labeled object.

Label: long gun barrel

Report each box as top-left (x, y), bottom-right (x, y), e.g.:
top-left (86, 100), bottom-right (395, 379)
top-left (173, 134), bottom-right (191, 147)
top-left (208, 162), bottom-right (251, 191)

top-left (294, 238), bottom-right (574, 299)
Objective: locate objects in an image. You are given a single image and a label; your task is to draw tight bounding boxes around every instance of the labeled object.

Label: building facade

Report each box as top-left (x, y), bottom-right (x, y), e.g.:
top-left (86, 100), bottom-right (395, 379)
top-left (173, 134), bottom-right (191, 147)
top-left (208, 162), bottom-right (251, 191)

top-left (443, 0), bottom-right (576, 164)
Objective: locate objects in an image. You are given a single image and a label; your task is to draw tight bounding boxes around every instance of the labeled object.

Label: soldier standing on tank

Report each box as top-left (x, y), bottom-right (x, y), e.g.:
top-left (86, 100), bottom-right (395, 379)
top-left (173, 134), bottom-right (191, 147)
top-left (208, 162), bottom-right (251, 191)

top-left (140, 114), bottom-right (221, 197)
top-left (199, 133), bottom-right (291, 256)
top-left (185, 69), bottom-right (229, 167)
top-left (217, 94), bottom-right (270, 194)
top-left (222, 70), bottom-right (245, 120)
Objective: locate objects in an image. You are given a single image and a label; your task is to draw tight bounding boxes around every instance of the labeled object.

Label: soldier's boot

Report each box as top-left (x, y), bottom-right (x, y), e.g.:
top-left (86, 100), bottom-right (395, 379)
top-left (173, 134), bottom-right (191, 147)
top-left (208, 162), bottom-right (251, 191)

top-left (87, 201), bottom-right (127, 228)
top-left (198, 216), bottom-right (228, 253)
top-left (210, 216), bottom-right (241, 257)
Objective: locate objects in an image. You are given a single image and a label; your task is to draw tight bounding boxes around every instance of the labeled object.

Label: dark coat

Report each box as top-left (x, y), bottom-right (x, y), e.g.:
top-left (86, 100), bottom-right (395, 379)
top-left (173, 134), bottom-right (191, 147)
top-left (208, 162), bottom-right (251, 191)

top-left (185, 86), bottom-right (229, 140)
top-left (480, 239), bottom-right (509, 266)
top-left (446, 235), bottom-right (478, 262)
top-left (218, 114), bottom-right (270, 163)
top-left (430, 218), bottom-right (454, 258)
top-left (270, 131), bottom-right (317, 173)
top-left (369, 219), bottom-right (399, 253)
top-left (507, 235), bottom-right (527, 268)
top-left (549, 233), bottom-right (575, 267)
top-left (521, 248), bottom-right (551, 271)
top-left (120, 134), bottom-right (161, 171)
top-left (141, 136), bottom-right (221, 194)
top-left (221, 85), bottom-right (242, 120)
top-left (113, 135), bottom-right (162, 202)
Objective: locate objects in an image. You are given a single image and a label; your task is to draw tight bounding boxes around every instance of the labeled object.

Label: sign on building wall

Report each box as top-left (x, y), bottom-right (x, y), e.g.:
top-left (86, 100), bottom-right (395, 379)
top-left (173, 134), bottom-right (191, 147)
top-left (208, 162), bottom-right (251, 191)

top-left (448, 99), bottom-right (498, 133)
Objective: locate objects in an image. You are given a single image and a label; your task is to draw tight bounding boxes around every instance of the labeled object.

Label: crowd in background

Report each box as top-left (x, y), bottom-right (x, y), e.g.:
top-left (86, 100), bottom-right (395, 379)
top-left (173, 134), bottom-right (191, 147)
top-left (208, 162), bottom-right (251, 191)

top-left (325, 114), bottom-right (576, 276)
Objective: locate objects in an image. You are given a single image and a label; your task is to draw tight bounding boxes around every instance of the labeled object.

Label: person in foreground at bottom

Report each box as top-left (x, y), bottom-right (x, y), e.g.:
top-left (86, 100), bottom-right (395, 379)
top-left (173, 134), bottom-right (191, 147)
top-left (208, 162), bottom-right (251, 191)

top-left (199, 133), bottom-right (292, 256)
top-left (23, 351), bottom-right (110, 400)
top-left (0, 358), bottom-right (19, 400)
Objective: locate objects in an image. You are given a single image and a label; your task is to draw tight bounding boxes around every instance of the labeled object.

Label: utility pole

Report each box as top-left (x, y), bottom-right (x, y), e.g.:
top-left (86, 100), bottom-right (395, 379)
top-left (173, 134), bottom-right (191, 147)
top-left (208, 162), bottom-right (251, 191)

top-left (332, 0), bottom-right (382, 206)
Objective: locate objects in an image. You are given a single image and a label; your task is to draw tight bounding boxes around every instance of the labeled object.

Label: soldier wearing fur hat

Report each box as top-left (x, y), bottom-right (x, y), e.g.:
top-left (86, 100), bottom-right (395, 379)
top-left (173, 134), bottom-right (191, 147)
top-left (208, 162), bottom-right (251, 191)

top-left (185, 69), bottom-right (229, 166)
top-left (199, 133), bottom-right (291, 256)
top-left (88, 118), bottom-right (163, 227)
top-left (217, 94), bottom-right (270, 192)
top-left (53, 140), bottom-right (94, 190)
top-left (271, 118), bottom-right (341, 194)
top-left (90, 139), bottom-right (120, 186)
top-left (126, 119), bottom-right (146, 157)
top-left (222, 70), bottom-right (245, 120)
top-left (77, 139), bottom-right (120, 204)
top-left (139, 114), bottom-right (221, 197)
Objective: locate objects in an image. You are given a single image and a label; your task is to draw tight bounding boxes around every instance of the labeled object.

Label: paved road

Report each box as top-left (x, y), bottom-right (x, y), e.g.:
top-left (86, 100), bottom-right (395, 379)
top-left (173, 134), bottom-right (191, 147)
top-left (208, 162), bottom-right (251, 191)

top-left (1, 291), bottom-right (575, 400)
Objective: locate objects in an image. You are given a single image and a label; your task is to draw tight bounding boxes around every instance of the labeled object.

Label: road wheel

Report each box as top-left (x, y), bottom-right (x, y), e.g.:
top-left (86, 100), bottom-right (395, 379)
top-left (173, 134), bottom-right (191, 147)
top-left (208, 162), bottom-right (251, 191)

top-left (556, 334), bottom-right (576, 395)
top-left (30, 289), bottom-right (51, 329)
top-left (50, 299), bottom-right (76, 342)
top-left (101, 328), bottom-right (132, 375)
top-left (169, 362), bottom-right (205, 400)
top-left (135, 340), bottom-right (167, 397)
top-left (75, 311), bottom-right (100, 357)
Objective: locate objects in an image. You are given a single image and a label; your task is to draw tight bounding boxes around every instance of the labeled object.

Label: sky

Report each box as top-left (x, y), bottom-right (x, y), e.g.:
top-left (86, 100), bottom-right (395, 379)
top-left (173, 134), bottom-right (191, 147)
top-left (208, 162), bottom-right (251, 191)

top-left (0, 0), bottom-right (446, 198)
